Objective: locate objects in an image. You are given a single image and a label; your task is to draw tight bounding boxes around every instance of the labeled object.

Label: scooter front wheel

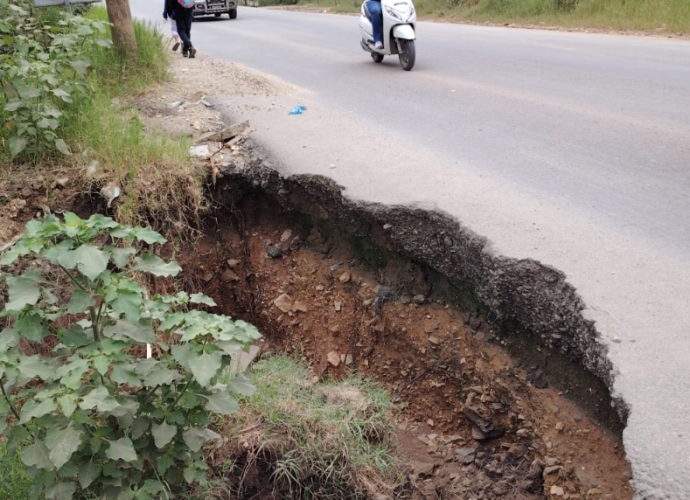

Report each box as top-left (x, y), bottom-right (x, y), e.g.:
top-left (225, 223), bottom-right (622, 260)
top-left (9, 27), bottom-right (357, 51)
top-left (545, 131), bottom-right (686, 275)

top-left (398, 39), bottom-right (415, 71)
top-left (371, 52), bottom-right (384, 63)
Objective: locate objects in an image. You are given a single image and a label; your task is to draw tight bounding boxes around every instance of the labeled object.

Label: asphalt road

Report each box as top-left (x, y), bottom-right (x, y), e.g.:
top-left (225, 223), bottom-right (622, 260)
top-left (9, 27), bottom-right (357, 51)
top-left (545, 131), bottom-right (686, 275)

top-left (130, 3), bottom-right (690, 498)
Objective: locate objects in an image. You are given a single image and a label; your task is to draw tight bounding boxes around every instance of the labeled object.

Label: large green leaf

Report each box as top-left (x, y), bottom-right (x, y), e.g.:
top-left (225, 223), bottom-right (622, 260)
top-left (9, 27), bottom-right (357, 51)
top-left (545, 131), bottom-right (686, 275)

top-left (109, 289), bottom-right (142, 322)
top-left (58, 244), bottom-right (108, 281)
top-left (189, 351), bottom-right (222, 387)
top-left (131, 254), bottom-right (181, 277)
top-left (182, 427), bottom-right (220, 453)
top-left (111, 364), bottom-right (142, 388)
top-left (228, 373), bottom-right (256, 397)
top-left (9, 136), bottom-right (27, 157)
top-left (20, 398), bottom-right (57, 423)
top-left (151, 421), bottom-right (177, 449)
top-left (103, 320), bottom-right (154, 344)
top-left (57, 394), bottom-right (78, 418)
top-left (45, 425), bottom-right (82, 470)
top-left (190, 293), bottom-right (217, 307)
top-left (144, 364), bottom-right (182, 387)
top-left (79, 386), bottom-right (121, 413)
top-left (62, 325), bottom-right (91, 348)
top-left (203, 391), bottom-right (239, 415)
top-left (171, 344), bottom-right (191, 369)
top-left (18, 355), bottom-right (54, 380)
top-left (21, 440), bottom-right (54, 470)
top-left (133, 228), bottom-right (165, 245)
top-left (0, 328), bottom-right (20, 353)
top-left (108, 247), bottom-right (136, 269)
top-left (45, 480), bottom-right (76, 500)
top-left (92, 354), bottom-right (111, 376)
top-left (105, 437), bottom-right (137, 462)
top-left (79, 461), bottom-right (102, 489)
top-left (131, 416), bottom-right (150, 440)
top-left (15, 313), bottom-right (48, 342)
top-left (67, 290), bottom-right (96, 314)
top-left (4, 271), bottom-right (42, 313)
top-left (55, 357), bottom-right (90, 390)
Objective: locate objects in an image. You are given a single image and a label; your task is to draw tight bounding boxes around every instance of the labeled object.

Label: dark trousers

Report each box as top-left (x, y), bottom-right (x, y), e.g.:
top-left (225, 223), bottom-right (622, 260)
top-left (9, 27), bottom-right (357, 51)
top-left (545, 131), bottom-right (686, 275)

top-left (175, 8), bottom-right (194, 52)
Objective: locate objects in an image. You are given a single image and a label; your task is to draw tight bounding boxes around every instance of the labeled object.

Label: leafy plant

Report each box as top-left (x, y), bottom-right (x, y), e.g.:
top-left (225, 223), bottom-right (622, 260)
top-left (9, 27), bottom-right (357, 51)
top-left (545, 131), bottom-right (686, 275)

top-left (0, 213), bottom-right (261, 500)
top-left (0, 2), bottom-right (111, 164)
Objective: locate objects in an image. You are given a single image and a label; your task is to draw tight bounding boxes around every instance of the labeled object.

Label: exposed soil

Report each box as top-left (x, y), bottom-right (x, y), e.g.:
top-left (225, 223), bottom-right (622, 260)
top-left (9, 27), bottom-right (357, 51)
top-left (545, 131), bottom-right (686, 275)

top-left (171, 193), bottom-right (633, 500)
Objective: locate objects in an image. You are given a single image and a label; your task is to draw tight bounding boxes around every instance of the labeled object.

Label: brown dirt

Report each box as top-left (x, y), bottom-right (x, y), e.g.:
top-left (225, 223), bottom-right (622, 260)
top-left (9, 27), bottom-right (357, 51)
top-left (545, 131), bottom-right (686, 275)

top-left (174, 196), bottom-right (633, 500)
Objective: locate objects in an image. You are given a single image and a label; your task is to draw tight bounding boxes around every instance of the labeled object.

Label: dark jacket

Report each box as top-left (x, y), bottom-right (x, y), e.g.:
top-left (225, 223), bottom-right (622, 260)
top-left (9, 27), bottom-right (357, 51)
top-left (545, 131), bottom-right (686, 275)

top-left (163, 0), bottom-right (175, 19)
top-left (164, 0), bottom-right (181, 18)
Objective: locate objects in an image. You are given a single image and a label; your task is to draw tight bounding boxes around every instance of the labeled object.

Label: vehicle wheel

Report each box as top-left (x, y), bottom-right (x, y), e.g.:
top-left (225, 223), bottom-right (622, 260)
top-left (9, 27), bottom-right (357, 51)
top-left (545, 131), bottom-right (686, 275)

top-left (229, 8), bottom-right (237, 19)
top-left (371, 52), bottom-right (384, 63)
top-left (398, 39), bottom-right (415, 71)
top-left (215, 13), bottom-right (221, 17)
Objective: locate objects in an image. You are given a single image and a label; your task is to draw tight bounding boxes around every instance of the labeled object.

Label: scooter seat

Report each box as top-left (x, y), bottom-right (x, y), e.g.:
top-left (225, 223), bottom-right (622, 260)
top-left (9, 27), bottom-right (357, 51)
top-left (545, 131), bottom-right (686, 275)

top-left (363, 3), bottom-right (372, 20)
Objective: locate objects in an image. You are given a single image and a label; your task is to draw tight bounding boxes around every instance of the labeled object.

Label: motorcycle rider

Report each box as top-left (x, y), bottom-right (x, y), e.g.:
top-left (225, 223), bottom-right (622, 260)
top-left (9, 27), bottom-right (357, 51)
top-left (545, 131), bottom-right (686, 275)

top-left (366, 0), bottom-right (383, 49)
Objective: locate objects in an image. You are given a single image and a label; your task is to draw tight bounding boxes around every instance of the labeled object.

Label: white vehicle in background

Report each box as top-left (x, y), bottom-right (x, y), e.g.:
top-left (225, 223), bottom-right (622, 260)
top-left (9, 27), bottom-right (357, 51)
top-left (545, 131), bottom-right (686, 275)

top-left (193, 0), bottom-right (238, 19)
top-left (359, 0), bottom-right (417, 71)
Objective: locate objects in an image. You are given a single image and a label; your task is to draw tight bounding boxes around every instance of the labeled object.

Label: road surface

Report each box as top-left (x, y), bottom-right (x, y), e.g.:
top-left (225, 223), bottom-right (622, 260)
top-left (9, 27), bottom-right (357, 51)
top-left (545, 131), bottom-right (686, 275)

top-left (130, 3), bottom-right (690, 498)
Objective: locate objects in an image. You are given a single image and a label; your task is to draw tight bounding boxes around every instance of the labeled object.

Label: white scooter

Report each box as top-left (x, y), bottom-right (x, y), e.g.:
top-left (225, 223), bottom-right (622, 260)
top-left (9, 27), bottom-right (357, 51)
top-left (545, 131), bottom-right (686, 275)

top-left (359, 0), bottom-right (417, 71)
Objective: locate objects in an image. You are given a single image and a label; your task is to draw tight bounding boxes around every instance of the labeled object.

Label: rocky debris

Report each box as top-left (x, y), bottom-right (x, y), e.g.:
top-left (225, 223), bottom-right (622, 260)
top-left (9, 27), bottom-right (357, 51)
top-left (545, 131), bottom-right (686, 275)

top-left (221, 269), bottom-right (240, 282)
top-left (527, 367), bottom-right (549, 389)
top-left (550, 484), bottom-right (565, 496)
top-left (463, 406), bottom-right (506, 441)
top-left (55, 176), bottom-right (69, 188)
top-left (409, 460), bottom-right (435, 477)
top-left (327, 351), bottom-right (341, 367)
top-left (196, 120), bottom-right (252, 145)
top-left (264, 240), bottom-right (283, 258)
top-left (413, 294), bottom-right (426, 305)
top-left (455, 447), bottom-right (476, 465)
top-left (189, 142), bottom-right (223, 159)
top-left (339, 272), bottom-right (351, 283)
top-left (280, 229), bottom-right (293, 243)
top-left (274, 293), bottom-right (293, 313)
top-left (293, 300), bottom-right (308, 313)
top-left (227, 259), bottom-right (241, 267)
top-left (555, 422), bottom-right (566, 431)
top-left (374, 286), bottom-right (397, 315)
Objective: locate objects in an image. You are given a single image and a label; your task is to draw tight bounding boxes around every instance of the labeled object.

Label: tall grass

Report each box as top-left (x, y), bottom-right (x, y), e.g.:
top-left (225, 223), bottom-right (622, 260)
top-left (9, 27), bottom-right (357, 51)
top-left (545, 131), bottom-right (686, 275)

top-left (297, 0), bottom-right (690, 32)
top-left (0, 445), bottom-right (32, 500)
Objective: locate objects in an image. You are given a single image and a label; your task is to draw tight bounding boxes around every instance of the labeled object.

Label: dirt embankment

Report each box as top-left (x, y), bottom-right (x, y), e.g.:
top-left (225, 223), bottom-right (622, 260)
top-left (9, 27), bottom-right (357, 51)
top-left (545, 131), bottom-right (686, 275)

top-left (0, 51), bottom-right (634, 500)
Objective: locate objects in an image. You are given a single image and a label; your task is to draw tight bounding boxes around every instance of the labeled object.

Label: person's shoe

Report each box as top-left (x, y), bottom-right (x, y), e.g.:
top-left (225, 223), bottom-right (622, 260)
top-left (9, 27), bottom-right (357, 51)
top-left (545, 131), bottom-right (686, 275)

top-left (189, 47), bottom-right (197, 59)
top-left (183, 48), bottom-right (189, 57)
top-left (374, 41), bottom-right (383, 50)
top-left (172, 42), bottom-right (180, 51)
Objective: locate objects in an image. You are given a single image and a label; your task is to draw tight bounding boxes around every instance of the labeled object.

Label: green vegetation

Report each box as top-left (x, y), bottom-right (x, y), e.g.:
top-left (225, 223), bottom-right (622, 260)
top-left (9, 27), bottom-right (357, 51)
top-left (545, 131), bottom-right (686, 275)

top-left (0, 444), bottom-right (32, 500)
top-left (292, 0), bottom-right (690, 33)
top-left (0, 214), bottom-right (261, 499)
top-left (216, 355), bottom-right (405, 499)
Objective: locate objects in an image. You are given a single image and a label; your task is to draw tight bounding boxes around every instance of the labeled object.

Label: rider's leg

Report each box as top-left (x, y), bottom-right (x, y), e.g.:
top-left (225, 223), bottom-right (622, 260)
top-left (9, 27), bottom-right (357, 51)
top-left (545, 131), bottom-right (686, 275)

top-left (366, 1), bottom-right (383, 46)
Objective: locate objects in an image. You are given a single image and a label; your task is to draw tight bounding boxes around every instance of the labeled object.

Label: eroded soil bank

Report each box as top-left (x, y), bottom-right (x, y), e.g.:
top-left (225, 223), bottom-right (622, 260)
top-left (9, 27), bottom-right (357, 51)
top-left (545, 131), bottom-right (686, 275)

top-left (167, 166), bottom-right (634, 499)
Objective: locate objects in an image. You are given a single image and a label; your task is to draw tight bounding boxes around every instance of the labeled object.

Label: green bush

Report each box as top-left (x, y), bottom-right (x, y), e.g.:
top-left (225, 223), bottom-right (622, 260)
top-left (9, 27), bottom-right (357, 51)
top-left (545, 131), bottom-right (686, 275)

top-left (0, 214), bottom-right (261, 500)
top-left (0, 1), bottom-right (111, 164)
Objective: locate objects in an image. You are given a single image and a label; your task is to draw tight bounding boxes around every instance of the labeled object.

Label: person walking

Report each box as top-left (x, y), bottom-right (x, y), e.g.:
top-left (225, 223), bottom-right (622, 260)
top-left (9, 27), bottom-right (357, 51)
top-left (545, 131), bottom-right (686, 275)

top-left (162, 1), bottom-right (181, 52)
top-left (165, 0), bottom-right (196, 58)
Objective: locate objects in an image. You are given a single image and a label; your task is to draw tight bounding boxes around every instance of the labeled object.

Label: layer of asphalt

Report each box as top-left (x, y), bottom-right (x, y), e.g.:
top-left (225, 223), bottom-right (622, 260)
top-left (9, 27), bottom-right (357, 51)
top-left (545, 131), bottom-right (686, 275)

top-left (129, 3), bottom-right (690, 498)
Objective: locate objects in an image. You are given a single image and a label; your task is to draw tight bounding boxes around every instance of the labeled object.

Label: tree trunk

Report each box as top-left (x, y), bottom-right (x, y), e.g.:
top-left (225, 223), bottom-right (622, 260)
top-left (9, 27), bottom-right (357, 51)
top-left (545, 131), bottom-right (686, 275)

top-left (105, 0), bottom-right (138, 58)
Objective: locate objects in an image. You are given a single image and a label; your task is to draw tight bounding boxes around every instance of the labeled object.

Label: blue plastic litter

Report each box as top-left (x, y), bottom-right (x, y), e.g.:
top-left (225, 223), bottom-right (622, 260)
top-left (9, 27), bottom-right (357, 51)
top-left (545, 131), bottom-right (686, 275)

top-left (289, 105), bottom-right (307, 115)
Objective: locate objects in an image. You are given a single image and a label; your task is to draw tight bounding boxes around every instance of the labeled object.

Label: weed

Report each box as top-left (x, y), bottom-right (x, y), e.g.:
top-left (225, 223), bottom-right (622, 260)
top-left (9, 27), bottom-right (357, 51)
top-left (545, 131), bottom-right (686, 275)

top-left (0, 445), bottom-right (31, 500)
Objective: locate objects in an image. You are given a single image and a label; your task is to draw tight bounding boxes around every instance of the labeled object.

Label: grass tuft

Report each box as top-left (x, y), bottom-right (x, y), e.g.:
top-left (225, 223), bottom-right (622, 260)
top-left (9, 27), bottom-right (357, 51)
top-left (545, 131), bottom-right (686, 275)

top-left (207, 355), bottom-right (407, 500)
top-left (0, 445), bottom-right (31, 500)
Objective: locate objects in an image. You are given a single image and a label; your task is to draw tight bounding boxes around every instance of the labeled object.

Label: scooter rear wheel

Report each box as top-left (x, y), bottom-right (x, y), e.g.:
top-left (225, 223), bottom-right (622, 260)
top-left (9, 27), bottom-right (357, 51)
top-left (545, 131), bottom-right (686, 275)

top-left (371, 53), bottom-right (384, 63)
top-left (398, 39), bottom-right (415, 71)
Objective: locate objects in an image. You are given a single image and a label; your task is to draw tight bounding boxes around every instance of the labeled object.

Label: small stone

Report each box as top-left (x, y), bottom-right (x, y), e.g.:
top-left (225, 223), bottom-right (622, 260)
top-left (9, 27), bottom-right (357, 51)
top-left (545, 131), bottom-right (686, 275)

top-left (274, 293), bottom-right (293, 313)
top-left (280, 229), bottom-right (293, 242)
top-left (316, 285), bottom-right (325, 291)
top-left (612, 337), bottom-right (622, 343)
top-left (621, 470), bottom-right (632, 482)
top-left (202, 271), bottom-right (214, 283)
top-left (551, 485), bottom-right (565, 496)
top-left (409, 460), bottom-right (435, 477)
top-left (427, 419), bottom-right (434, 427)
top-left (555, 422), bottom-right (565, 431)
top-left (345, 354), bottom-right (353, 366)
top-left (400, 295), bottom-right (411, 305)
top-left (339, 272), bottom-right (351, 283)
top-left (363, 299), bottom-right (374, 306)
top-left (545, 457), bottom-right (560, 467)
top-left (383, 223), bottom-right (392, 230)
top-left (293, 301), bottom-right (308, 313)
top-left (516, 428), bottom-right (530, 438)
top-left (428, 336), bottom-right (441, 345)
top-left (227, 259), bottom-right (241, 267)
top-left (55, 176), bottom-right (69, 188)
top-left (334, 301), bottom-right (342, 312)
top-left (192, 120), bottom-right (201, 130)
top-left (221, 269), bottom-right (240, 282)
top-left (327, 351), bottom-right (341, 367)
top-left (413, 294), bottom-right (425, 304)
top-left (574, 415), bottom-right (583, 423)
top-left (587, 488), bottom-right (602, 496)
top-left (330, 264), bottom-right (343, 271)
top-left (455, 447), bottom-right (476, 465)
top-left (329, 325), bottom-right (340, 333)
top-left (544, 465), bottom-right (562, 475)
top-left (264, 241), bottom-right (283, 258)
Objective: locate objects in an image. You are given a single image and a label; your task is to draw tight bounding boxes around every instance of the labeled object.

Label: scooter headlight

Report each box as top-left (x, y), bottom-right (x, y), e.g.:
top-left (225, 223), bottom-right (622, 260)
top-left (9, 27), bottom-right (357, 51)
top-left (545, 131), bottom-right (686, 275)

top-left (385, 5), bottom-right (403, 21)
